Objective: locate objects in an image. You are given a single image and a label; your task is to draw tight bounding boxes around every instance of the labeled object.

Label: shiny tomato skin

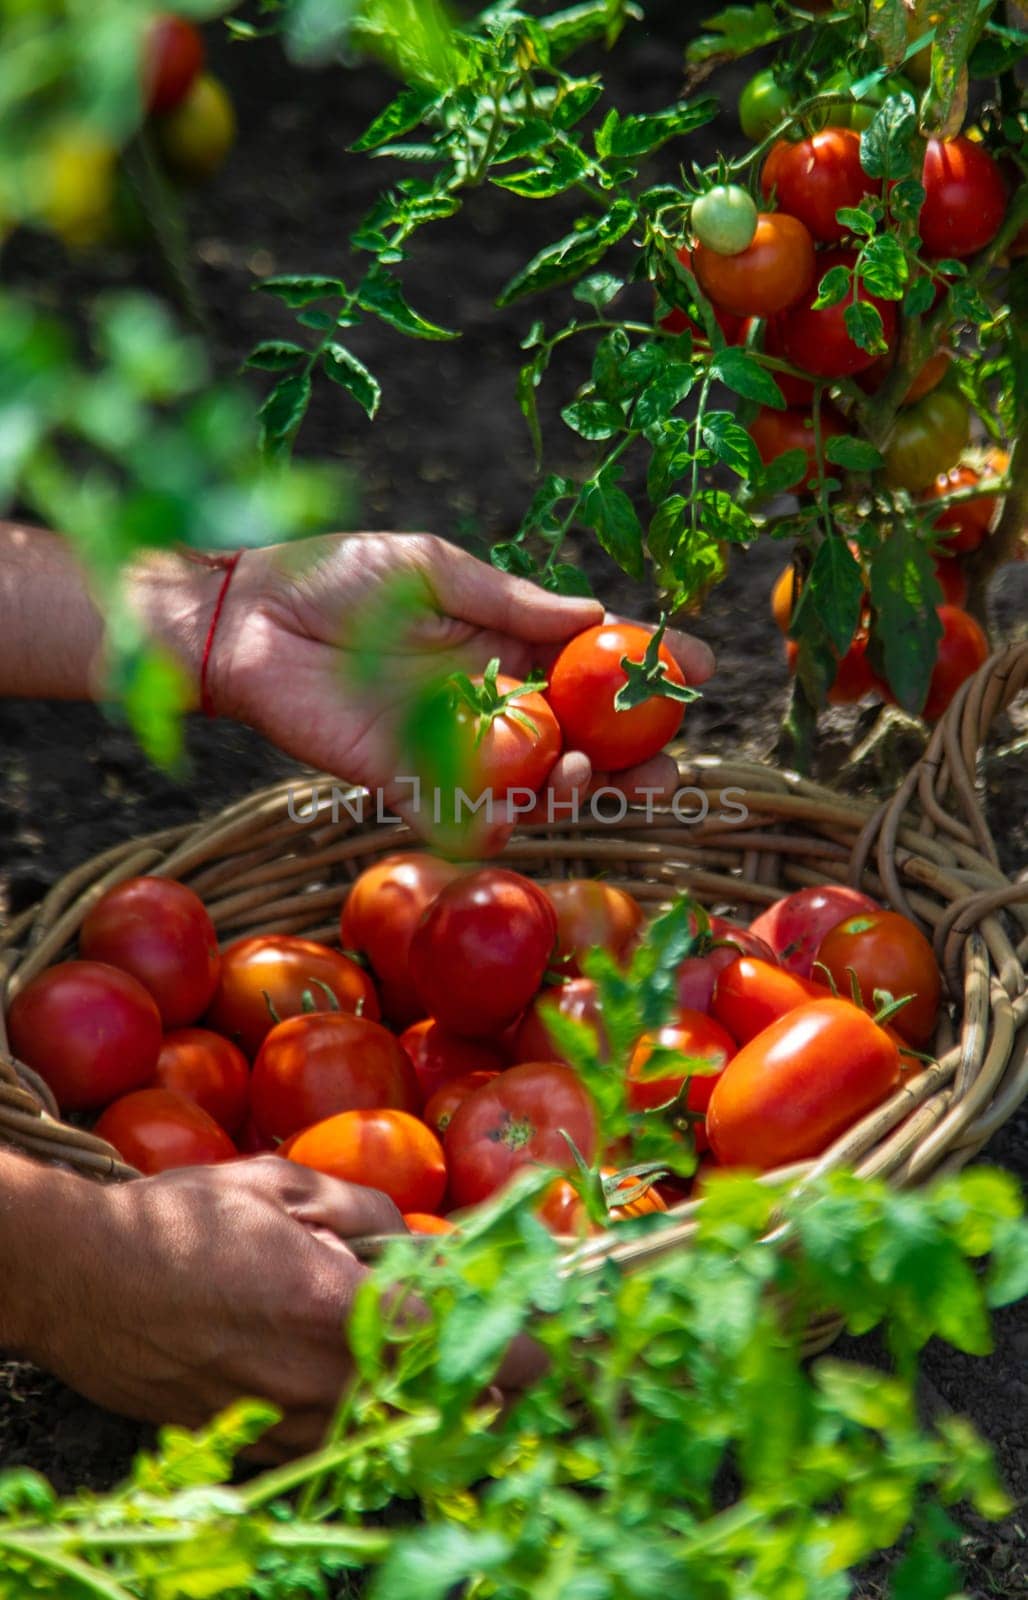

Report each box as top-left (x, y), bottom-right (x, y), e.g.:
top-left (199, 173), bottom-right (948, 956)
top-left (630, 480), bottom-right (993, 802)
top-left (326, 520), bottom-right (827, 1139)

top-left (740, 69), bottom-right (793, 143)
top-left (423, 1070), bottom-right (501, 1136)
top-left (922, 605), bottom-right (990, 720)
top-left (546, 622), bottom-right (688, 772)
top-left (7, 960), bottom-right (162, 1113)
top-left (707, 998), bottom-right (901, 1169)
top-left (712, 957), bottom-right (828, 1045)
top-left (771, 564), bottom-right (799, 633)
top-left (858, 347), bottom-right (951, 406)
top-left (761, 317), bottom-right (815, 406)
top-left (398, 1018), bottom-right (506, 1103)
top-left (627, 1011), bottom-right (736, 1118)
top-left (815, 910), bottom-right (942, 1048)
top-left (511, 978), bottom-right (605, 1065)
top-left (693, 212), bottom-right (816, 319)
top-left (749, 405), bottom-right (846, 494)
top-left (776, 249), bottom-right (899, 378)
top-left (761, 128), bottom-right (879, 244)
top-left (154, 1027), bottom-right (249, 1134)
top-left (404, 1212), bottom-right (456, 1235)
top-left (924, 465), bottom-right (996, 554)
top-left (142, 14), bottom-right (205, 116)
top-left (79, 876), bottom-right (220, 1028)
top-left (250, 1011), bottom-right (420, 1143)
top-left (204, 935), bottom-right (379, 1059)
top-left (749, 885), bottom-right (879, 977)
top-left (454, 675), bottom-right (561, 800)
top-left (537, 1169), bottom-right (667, 1236)
top-left (675, 919), bottom-right (778, 1014)
top-left (919, 136), bottom-right (1007, 259)
top-left (444, 1062), bottom-right (598, 1209)
top-left (287, 1108), bottom-right (447, 1214)
top-left (341, 853), bottom-right (461, 1028)
top-left (95, 1087), bottom-right (237, 1174)
top-left (545, 880), bottom-right (644, 975)
top-left (410, 868), bottom-right (557, 1037)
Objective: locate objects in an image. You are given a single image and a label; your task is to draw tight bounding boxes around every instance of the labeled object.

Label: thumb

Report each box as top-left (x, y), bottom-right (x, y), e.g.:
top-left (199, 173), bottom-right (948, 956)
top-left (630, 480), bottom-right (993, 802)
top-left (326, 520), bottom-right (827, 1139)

top-left (424, 541), bottom-right (602, 643)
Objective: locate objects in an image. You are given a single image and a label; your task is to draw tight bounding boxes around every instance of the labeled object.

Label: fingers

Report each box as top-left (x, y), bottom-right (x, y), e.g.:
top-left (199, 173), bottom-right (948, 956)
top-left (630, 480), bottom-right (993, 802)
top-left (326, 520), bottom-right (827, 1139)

top-left (592, 751), bottom-right (682, 806)
top-left (255, 1157), bottom-right (407, 1241)
top-left (420, 537), bottom-right (603, 643)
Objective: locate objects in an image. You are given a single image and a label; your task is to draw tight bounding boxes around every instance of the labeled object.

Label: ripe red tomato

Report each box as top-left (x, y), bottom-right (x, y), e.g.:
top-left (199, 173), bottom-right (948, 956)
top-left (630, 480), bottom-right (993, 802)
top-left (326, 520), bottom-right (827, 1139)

top-left (287, 1108), bottom-right (447, 1214)
top-left (95, 1087), bottom-right (237, 1174)
top-left (786, 631), bottom-right (881, 706)
top-left (537, 1169), bottom-right (667, 1236)
top-left (761, 127), bottom-right (879, 244)
top-left (423, 1070), bottom-right (501, 1136)
top-left (749, 404), bottom-right (846, 493)
top-left (922, 605), bottom-right (990, 720)
top-left (546, 623), bottom-right (689, 772)
top-left (544, 879), bottom-right (644, 974)
top-left (760, 317), bottom-right (815, 406)
top-left (858, 347), bottom-right (951, 405)
top-left (154, 1027), bottom-right (249, 1134)
top-left (444, 1062), bottom-right (598, 1209)
top-left (707, 997), bottom-right (900, 1169)
top-left (250, 1011), bottom-right (420, 1143)
top-left (775, 250), bottom-right (899, 378)
top-left (398, 1018), bottom-right (506, 1103)
top-left (658, 248), bottom-right (745, 341)
top-left (712, 956), bottom-right (828, 1045)
top-left (749, 885), bottom-right (879, 977)
top-left (204, 935), bottom-right (379, 1059)
top-left (341, 853), bottom-right (461, 1027)
top-left (79, 876), bottom-right (220, 1028)
top-left (142, 14), bottom-right (205, 116)
top-left (154, 73), bottom-right (235, 183)
top-left (409, 868), bottom-right (557, 1038)
top-left (919, 136), bottom-right (1007, 259)
top-left (934, 559), bottom-right (968, 608)
top-left (923, 465), bottom-right (997, 554)
top-left (451, 668), bottom-right (562, 800)
top-left (511, 977), bottom-right (605, 1065)
top-left (815, 909), bottom-right (942, 1048)
top-left (675, 917), bottom-right (778, 1014)
top-left (404, 1212), bottom-right (456, 1235)
top-left (7, 960), bottom-right (161, 1113)
top-left (627, 1011), bottom-right (736, 1131)
top-left (693, 212), bottom-right (816, 319)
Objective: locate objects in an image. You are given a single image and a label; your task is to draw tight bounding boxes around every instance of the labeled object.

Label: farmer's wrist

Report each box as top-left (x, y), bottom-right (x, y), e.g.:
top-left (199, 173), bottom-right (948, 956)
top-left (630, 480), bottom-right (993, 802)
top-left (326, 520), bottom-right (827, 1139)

top-left (0, 1156), bottom-right (93, 1362)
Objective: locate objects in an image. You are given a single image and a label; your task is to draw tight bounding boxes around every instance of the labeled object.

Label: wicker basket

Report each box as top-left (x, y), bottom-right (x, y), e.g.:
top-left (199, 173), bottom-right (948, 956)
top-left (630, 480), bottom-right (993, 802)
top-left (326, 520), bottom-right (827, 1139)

top-left (2, 640), bottom-right (1027, 1339)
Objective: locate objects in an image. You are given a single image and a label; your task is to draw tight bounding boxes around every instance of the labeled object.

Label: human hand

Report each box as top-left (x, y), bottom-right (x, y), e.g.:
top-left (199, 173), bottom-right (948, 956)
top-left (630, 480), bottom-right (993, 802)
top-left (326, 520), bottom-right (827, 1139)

top-left (207, 532), bottom-right (715, 851)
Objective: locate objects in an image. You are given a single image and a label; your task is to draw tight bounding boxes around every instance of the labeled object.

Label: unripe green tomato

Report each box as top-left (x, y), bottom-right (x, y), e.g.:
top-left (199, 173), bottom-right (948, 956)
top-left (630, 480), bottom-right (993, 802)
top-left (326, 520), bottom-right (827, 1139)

top-left (739, 70), bottom-right (793, 143)
top-left (883, 388), bottom-right (971, 492)
top-left (691, 185), bottom-right (758, 256)
top-left (819, 71), bottom-right (916, 131)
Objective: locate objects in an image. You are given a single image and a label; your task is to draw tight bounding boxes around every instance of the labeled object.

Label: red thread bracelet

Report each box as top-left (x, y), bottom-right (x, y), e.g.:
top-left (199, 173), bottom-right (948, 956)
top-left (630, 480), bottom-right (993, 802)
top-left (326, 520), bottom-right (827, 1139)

top-left (199, 550), bottom-right (243, 718)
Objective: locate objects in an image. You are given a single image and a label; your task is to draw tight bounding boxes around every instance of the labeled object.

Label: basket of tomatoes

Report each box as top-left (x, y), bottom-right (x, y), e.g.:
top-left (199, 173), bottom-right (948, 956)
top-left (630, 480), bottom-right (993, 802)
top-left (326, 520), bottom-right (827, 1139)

top-left (1, 639), bottom-right (1026, 1336)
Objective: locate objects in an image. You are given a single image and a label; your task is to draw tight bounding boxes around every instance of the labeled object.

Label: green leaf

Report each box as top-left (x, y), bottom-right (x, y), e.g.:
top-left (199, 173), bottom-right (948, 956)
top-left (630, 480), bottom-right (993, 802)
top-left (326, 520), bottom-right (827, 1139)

top-left (351, 85), bottom-right (435, 152)
top-left (260, 274), bottom-right (345, 307)
top-left (372, 1526), bottom-right (512, 1600)
top-left (903, 275), bottom-right (936, 317)
top-left (490, 540), bottom-right (536, 577)
top-left (697, 487), bottom-right (756, 543)
top-left (813, 265), bottom-right (852, 310)
top-left (868, 525), bottom-right (944, 713)
top-left (492, 144), bottom-right (589, 198)
top-left (860, 92), bottom-right (919, 180)
top-left (574, 272), bottom-right (624, 311)
top-left (921, 0), bottom-right (979, 137)
top-left (579, 466), bottom-right (645, 579)
top-left (258, 370), bottom-right (312, 457)
top-left (543, 562), bottom-right (594, 597)
top-left (497, 201), bottom-right (637, 306)
top-left (859, 233), bottom-right (908, 300)
top-left (322, 343), bottom-right (381, 418)
top-left (596, 98), bottom-right (718, 159)
top-left (835, 206), bottom-right (877, 238)
top-left (561, 397), bottom-right (625, 440)
top-left (711, 346), bottom-right (786, 409)
top-left (760, 448), bottom-right (810, 497)
top-left (517, 357), bottom-right (544, 464)
top-left (793, 536), bottom-right (865, 658)
top-left (633, 362), bottom-right (694, 428)
top-left (825, 435), bottom-right (884, 472)
top-left (844, 299), bottom-right (886, 354)
top-left (701, 412), bottom-right (759, 477)
top-left (493, 118), bottom-right (553, 163)
top-left (687, 3), bottom-right (782, 64)
top-left (357, 266), bottom-right (458, 340)
top-left (552, 80), bottom-right (604, 130)
top-left (245, 341), bottom-right (307, 372)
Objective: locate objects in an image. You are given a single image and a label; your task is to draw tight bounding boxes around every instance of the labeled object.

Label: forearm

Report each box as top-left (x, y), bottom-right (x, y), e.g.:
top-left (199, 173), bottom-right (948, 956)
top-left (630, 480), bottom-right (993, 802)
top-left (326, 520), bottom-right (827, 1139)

top-left (0, 1153), bottom-right (84, 1361)
top-left (0, 523), bottom-right (223, 701)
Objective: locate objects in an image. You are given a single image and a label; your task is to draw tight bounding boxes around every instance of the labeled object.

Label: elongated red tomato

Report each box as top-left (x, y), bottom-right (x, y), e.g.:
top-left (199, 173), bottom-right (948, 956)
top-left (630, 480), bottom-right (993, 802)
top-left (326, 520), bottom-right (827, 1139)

top-left (444, 1062), bottom-right (598, 1209)
top-left (398, 1018), bottom-right (506, 1103)
top-left (693, 212), bottom-right (816, 319)
top-left (95, 1087), bottom-right (237, 1174)
top-left (79, 876), bottom-right (220, 1028)
top-left (287, 1108), bottom-right (447, 1215)
top-left (749, 885), bottom-right (879, 977)
top-left (761, 127), bottom-right (879, 244)
top-left (815, 909), bottom-right (942, 1048)
top-left (546, 623), bottom-right (689, 772)
top-left (340, 853), bottom-right (461, 1027)
top-left (545, 879), bottom-right (644, 974)
top-left (205, 936), bottom-right (379, 1059)
top-left (707, 998), bottom-right (901, 1169)
top-left (712, 957), bottom-right (829, 1044)
top-left (919, 136), bottom-right (1007, 259)
top-left (251, 1011), bottom-right (420, 1143)
top-left (775, 250), bottom-right (898, 378)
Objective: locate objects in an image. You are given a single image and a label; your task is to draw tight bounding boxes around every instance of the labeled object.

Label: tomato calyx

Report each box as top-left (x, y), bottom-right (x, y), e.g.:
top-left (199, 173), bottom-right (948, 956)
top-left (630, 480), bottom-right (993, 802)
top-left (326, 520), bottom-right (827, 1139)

top-left (614, 621), bottom-right (699, 713)
top-left (449, 656), bottom-right (548, 743)
top-left (487, 1109), bottom-right (537, 1150)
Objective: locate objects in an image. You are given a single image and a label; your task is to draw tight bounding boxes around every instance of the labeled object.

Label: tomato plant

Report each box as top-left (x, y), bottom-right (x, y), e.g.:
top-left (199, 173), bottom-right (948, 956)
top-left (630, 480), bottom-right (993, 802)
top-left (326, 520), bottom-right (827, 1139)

top-left (775, 249), bottom-right (899, 378)
top-left (444, 1061), bottom-right (598, 1208)
top-left (920, 604), bottom-right (990, 718)
top-left (154, 1027), bottom-right (250, 1134)
top-left (94, 1086), bottom-right (238, 1174)
top-left (79, 876), bottom-right (220, 1029)
top-left (251, 1010), bottom-right (421, 1143)
top-left (204, 935), bottom-right (380, 1059)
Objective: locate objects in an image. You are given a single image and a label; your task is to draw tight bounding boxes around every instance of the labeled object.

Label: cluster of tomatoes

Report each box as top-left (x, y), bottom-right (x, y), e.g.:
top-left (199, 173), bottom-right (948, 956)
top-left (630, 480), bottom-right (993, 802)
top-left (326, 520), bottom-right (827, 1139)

top-left (41, 14), bottom-right (234, 248)
top-left (6, 848), bottom-right (943, 1235)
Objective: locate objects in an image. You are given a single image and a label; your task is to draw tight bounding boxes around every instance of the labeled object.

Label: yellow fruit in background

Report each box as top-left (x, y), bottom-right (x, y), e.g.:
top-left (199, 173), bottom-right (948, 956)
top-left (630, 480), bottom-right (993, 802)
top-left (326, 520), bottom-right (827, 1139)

top-left (40, 130), bottom-right (116, 246)
top-left (155, 73), bottom-right (235, 183)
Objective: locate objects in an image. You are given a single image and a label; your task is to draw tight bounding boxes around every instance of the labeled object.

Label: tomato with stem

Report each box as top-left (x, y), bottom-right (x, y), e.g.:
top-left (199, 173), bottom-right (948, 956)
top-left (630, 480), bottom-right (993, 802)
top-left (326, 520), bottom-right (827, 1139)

top-left (923, 465), bottom-right (998, 554)
top-left (749, 885), bottom-right (879, 978)
top-left (447, 658), bottom-right (562, 801)
top-left (691, 186), bottom-right (758, 255)
top-left (204, 935), bottom-right (380, 1059)
top-left (739, 69), bottom-right (793, 142)
top-left (546, 623), bottom-right (693, 772)
top-left (423, 1070), bottom-right (501, 1136)
top-left (444, 1062), bottom-right (598, 1208)
top-left (693, 212), bottom-right (816, 320)
top-left (815, 909), bottom-right (942, 1048)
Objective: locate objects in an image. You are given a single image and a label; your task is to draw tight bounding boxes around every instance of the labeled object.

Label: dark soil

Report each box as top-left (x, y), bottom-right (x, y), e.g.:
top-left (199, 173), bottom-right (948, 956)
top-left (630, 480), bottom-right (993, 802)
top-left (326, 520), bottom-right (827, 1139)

top-left (0, 8), bottom-right (1025, 1591)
